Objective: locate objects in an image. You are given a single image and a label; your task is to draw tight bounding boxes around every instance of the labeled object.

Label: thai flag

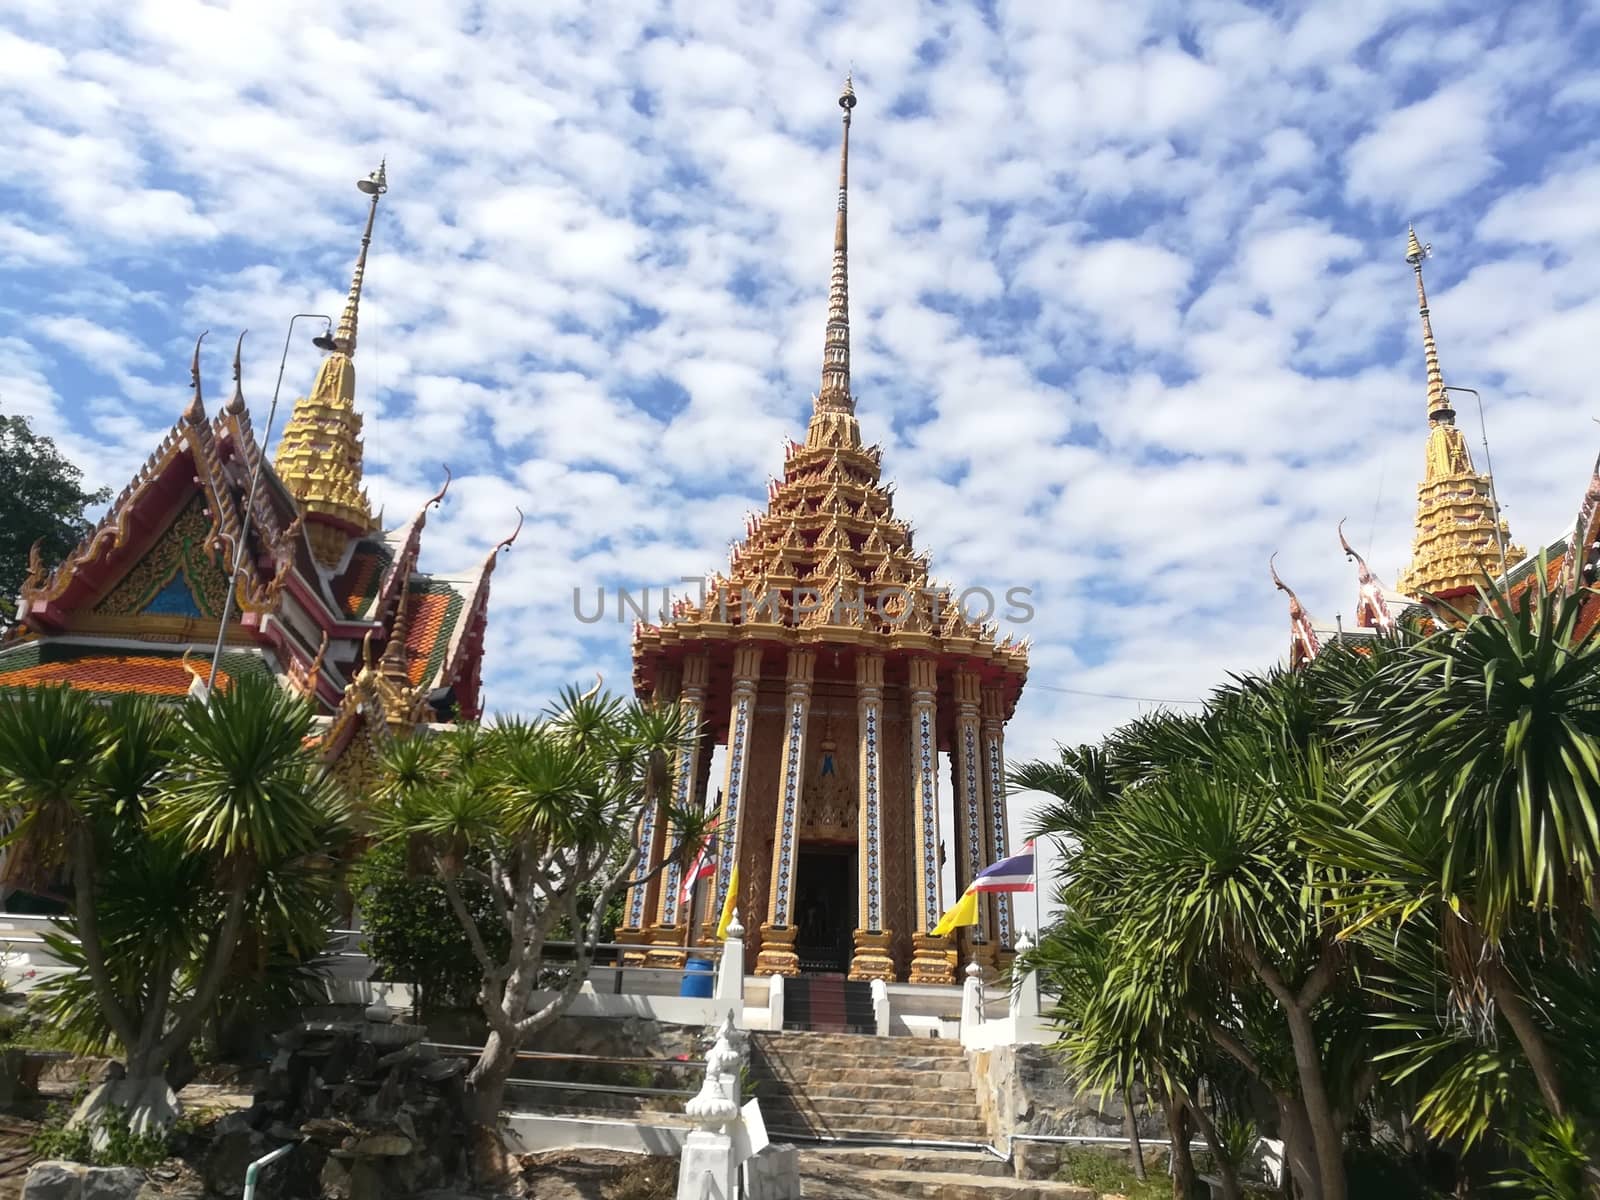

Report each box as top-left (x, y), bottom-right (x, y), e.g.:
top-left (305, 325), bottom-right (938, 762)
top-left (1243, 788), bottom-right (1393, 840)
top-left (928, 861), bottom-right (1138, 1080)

top-left (680, 832), bottom-right (718, 904)
top-left (969, 840), bottom-right (1036, 895)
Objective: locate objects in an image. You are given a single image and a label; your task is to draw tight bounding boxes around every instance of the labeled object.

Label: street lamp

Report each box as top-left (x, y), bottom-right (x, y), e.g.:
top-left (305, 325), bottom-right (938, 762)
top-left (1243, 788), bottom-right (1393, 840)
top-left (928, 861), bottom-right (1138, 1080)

top-left (1443, 384), bottom-right (1511, 581)
top-left (203, 312), bottom-right (334, 699)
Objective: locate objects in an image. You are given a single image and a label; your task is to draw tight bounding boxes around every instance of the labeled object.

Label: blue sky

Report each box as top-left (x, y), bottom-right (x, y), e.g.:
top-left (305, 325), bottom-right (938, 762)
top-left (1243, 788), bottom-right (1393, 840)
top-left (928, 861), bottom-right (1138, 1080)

top-left (5, 0), bottom-right (1600, 833)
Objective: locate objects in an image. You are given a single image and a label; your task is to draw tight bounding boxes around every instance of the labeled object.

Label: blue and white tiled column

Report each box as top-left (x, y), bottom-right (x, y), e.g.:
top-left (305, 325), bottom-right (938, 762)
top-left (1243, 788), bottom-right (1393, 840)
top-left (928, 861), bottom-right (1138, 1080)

top-left (757, 648), bottom-right (815, 976)
top-left (650, 655), bottom-right (710, 940)
top-left (981, 685), bottom-right (1014, 958)
top-left (907, 656), bottom-right (955, 985)
top-left (709, 643), bottom-right (763, 950)
top-left (620, 664), bottom-right (681, 964)
top-left (953, 668), bottom-right (995, 971)
top-left (849, 654), bottom-right (895, 980)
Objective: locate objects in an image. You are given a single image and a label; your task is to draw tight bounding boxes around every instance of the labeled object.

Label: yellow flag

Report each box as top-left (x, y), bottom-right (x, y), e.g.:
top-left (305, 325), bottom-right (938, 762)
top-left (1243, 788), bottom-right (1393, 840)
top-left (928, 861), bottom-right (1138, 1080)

top-left (930, 888), bottom-right (979, 938)
top-left (714, 866), bottom-right (739, 940)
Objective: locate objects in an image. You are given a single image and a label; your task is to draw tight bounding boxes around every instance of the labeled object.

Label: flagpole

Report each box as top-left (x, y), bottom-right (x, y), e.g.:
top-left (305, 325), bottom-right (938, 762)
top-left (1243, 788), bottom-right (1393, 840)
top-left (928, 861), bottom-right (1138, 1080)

top-left (1032, 838), bottom-right (1043, 938)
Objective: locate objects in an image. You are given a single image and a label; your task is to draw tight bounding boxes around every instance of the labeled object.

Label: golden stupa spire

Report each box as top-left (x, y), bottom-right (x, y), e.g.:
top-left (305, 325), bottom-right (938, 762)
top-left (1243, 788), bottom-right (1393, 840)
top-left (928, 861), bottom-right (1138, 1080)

top-left (806, 76), bottom-right (863, 451)
top-left (274, 162), bottom-right (387, 567)
top-left (335, 159), bottom-right (385, 356)
top-left (1406, 226), bottom-right (1453, 424)
top-left (1396, 229), bottom-right (1523, 599)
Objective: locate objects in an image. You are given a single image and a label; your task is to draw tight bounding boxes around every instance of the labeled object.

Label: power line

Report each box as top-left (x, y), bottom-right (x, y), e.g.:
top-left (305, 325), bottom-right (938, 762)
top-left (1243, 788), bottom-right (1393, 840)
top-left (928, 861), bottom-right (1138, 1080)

top-left (1027, 682), bottom-right (1205, 706)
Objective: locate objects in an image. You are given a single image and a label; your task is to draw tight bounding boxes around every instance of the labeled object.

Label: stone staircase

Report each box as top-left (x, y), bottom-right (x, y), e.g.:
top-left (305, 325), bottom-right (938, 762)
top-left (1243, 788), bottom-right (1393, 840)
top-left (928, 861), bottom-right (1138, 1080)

top-left (798, 1146), bottom-right (1099, 1199)
top-left (749, 1030), bottom-right (986, 1143)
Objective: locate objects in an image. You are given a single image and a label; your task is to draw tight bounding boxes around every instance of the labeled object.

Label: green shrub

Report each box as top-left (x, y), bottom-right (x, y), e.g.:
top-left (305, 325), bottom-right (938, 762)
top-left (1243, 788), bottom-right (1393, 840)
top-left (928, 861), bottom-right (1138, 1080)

top-left (1053, 1146), bottom-right (1168, 1199)
top-left (350, 841), bottom-right (507, 1017)
top-left (30, 1103), bottom-right (172, 1168)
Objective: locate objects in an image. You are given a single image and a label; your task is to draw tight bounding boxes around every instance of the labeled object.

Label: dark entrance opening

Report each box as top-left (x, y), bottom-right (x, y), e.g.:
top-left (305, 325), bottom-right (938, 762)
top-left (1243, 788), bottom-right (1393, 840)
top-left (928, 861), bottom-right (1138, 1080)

top-left (793, 846), bottom-right (856, 974)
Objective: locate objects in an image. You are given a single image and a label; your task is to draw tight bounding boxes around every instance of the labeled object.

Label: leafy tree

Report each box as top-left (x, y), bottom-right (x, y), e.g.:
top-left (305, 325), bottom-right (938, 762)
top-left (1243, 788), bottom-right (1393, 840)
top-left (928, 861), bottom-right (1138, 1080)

top-left (0, 408), bottom-right (108, 631)
top-left (0, 680), bottom-right (347, 1125)
top-left (375, 682), bottom-right (707, 1185)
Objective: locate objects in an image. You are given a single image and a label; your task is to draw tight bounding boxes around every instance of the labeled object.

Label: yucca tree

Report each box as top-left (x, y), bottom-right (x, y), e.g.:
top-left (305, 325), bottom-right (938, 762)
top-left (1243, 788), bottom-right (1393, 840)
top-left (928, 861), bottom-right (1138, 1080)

top-left (375, 681), bottom-right (708, 1182)
top-left (0, 679), bottom-right (346, 1120)
top-left (1340, 579), bottom-right (1600, 1144)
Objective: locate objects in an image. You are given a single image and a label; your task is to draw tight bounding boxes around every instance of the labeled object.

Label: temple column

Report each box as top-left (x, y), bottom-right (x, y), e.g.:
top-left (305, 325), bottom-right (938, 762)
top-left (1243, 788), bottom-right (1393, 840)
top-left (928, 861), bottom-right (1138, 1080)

top-left (952, 668), bottom-right (995, 973)
top-left (849, 653), bottom-right (894, 981)
top-left (756, 649), bottom-right (816, 976)
top-left (709, 644), bottom-right (763, 954)
top-left (685, 736), bottom-right (718, 947)
top-left (908, 656), bottom-right (956, 985)
top-left (980, 686), bottom-right (1014, 971)
top-left (620, 664), bottom-right (681, 964)
top-left (646, 654), bottom-right (710, 967)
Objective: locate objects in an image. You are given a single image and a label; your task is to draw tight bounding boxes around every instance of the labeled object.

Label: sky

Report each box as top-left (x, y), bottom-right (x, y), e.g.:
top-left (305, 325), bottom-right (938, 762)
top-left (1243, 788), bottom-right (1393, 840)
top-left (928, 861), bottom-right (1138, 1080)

top-left (5, 0), bottom-right (1600, 862)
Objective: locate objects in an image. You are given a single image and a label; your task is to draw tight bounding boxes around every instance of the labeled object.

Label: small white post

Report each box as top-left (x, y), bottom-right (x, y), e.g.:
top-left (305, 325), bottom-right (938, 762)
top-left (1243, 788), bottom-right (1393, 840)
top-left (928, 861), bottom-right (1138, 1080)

top-left (767, 972), bottom-right (785, 1032)
top-left (1011, 929), bottom-right (1040, 1023)
top-left (959, 959), bottom-right (985, 1047)
top-left (870, 978), bottom-right (890, 1037)
top-left (714, 909), bottom-right (744, 1024)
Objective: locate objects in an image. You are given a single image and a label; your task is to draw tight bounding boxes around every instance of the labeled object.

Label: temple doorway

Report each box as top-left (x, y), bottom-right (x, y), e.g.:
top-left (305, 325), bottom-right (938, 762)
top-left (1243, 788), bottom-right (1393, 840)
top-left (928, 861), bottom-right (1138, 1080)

top-left (793, 846), bottom-right (856, 974)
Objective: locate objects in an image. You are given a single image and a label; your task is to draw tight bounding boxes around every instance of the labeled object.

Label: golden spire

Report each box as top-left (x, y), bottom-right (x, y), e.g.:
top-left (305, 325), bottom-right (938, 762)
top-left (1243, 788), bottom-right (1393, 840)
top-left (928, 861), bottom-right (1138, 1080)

top-left (274, 163), bottom-right (387, 566)
top-left (1406, 226), bottom-right (1453, 425)
top-left (818, 75), bottom-right (855, 415)
top-left (1396, 230), bottom-right (1524, 600)
top-left (336, 159), bottom-right (386, 356)
top-left (805, 77), bottom-right (864, 452)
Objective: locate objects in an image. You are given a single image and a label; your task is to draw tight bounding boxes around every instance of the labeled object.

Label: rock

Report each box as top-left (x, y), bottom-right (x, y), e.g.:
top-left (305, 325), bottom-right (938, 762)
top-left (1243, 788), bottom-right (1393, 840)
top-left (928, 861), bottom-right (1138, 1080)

top-left (21, 1161), bottom-right (84, 1200)
top-left (413, 1057), bottom-right (466, 1083)
top-left (352, 1133), bottom-right (413, 1156)
top-left (299, 1117), bottom-right (353, 1145)
top-left (202, 1128), bottom-right (270, 1199)
top-left (80, 1167), bottom-right (145, 1200)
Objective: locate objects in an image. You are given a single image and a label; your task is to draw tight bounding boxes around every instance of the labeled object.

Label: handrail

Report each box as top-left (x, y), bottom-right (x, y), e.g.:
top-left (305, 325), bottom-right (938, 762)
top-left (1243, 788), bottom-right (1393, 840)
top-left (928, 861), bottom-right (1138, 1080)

top-left (504, 1078), bottom-right (697, 1099)
top-left (426, 1042), bottom-right (706, 1070)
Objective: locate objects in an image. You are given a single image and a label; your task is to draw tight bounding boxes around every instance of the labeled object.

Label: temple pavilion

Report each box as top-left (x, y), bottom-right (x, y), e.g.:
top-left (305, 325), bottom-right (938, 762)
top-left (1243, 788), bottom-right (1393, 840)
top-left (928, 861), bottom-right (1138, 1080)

top-left (1269, 226), bottom-right (1600, 664)
top-left (620, 80), bottom-right (1030, 986)
top-left (0, 165), bottom-right (517, 795)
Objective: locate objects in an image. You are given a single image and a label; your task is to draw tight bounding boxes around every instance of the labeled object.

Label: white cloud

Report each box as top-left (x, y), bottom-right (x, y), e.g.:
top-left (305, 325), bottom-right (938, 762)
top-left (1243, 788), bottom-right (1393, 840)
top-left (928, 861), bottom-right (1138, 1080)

top-left (1345, 80), bottom-right (1501, 214)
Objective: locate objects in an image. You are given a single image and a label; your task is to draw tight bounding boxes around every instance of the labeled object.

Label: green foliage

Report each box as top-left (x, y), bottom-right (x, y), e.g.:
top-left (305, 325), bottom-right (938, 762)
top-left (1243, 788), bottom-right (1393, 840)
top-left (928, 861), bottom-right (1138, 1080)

top-left (30, 1103), bottom-right (172, 1168)
top-left (0, 408), bottom-right (109, 631)
top-left (1052, 1147), bottom-right (1167, 1199)
top-left (0, 680), bottom-right (348, 1079)
top-left (351, 840), bottom-right (506, 1015)
top-left (1021, 582), bottom-right (1600, 1199)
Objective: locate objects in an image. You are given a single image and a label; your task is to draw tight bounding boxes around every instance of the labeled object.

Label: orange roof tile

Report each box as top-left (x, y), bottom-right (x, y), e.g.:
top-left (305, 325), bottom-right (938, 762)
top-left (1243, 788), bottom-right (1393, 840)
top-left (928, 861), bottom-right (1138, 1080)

top-left (0, 654), bottom-right (230, 696)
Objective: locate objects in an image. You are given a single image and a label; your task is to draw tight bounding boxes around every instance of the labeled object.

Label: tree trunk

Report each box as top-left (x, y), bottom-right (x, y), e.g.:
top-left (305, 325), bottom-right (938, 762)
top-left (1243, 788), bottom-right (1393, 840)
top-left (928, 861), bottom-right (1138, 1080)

top-left (464, 1026), bottom-right (519, 1188)
top-left (1185, 1092), bottom-right (1243, 1200)
top-left (1123, 1082), bottom-right (1147, 1182)
top-left (1280, 1000), bottom-right (1345, 1200)
top-left (1275, 1093), bottom-right (1321, 1200)
top-left (1484, 957), bottom-right (1566, 1119)
top-left (1157, 1085), bottom-right (1196, 1200)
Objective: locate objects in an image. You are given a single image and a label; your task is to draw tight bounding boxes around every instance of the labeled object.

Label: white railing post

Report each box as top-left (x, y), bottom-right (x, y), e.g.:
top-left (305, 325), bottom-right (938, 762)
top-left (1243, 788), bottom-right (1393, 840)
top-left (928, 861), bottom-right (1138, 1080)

top-left (714, 910), bottom-right (744, 1025)
top-left (870, 978), bottom-right (890, 1037)
top-left (677, 1014), bottom-right (747, 1200)
top-left (1011, 929), bottom-right (1040, 1023)
top-left (767, 972), bottom-right (784, 1032)
top-left (959, 959), bottom-right (984, 1047)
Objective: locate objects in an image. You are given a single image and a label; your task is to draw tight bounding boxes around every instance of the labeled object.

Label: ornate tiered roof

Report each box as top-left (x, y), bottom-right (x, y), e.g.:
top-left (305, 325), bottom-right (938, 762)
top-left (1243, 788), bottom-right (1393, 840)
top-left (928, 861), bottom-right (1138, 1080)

top-left (1, 164), bottom-right (516, 768)
top-left (1394, 227), bottom-right (1523, 599)
top-left (634, 78), bottom-right (1028, 702)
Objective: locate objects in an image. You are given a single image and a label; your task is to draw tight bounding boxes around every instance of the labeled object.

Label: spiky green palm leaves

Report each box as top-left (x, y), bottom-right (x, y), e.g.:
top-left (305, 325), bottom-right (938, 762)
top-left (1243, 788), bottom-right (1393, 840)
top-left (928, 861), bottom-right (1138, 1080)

top-left (0, 678), bottom-right (347, 1082)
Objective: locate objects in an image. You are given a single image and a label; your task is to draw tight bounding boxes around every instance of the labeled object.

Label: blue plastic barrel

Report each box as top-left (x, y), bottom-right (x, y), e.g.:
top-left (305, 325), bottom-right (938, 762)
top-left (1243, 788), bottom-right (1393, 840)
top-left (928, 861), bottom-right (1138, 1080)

top-left (680, 957), bottom-right (715, 998)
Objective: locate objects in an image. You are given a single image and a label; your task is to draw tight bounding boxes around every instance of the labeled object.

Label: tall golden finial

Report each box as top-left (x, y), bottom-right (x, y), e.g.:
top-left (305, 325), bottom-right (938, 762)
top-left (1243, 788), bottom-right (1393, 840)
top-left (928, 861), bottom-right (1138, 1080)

top-left (184, 331), bottom-right (209, 424)
top-left (1406, 226), bottom-right (1453, 425)
top-left (335, 160), bottom-right (388, 356)
top-left (816, 75), bottom-right (856, 417)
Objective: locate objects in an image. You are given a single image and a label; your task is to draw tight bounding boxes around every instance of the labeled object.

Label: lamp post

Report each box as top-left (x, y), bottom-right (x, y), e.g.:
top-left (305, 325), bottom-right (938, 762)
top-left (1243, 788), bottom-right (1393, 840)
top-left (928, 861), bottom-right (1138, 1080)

top-left (1443, 384), bottom-right (1511, 581)
top-left (203, 312), bottom-right (334, 699)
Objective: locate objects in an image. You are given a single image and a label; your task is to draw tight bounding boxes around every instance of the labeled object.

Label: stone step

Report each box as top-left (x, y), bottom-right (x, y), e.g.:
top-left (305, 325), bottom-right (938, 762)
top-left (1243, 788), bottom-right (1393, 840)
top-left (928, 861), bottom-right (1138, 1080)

top-left (753, 1032), bottom-right (966, 1058)
top-left (755, 1051), bottom-right (968, 1073)
top-left (754, 1077), bottom-right (970, 1102)
top-left (751, 1066), bottom-right (973, 1088)
top-left (800, 1164), bottom-right (1100, 1200)
top-left (800, 1145), bottom-right (1014, 1177)
top-left (757, 1093), bottom-right (983, 1122)
top-left (765, 1111), bottom-right (989, 1140)
top-left (801, 1164), bottom-right (1098, 1200)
